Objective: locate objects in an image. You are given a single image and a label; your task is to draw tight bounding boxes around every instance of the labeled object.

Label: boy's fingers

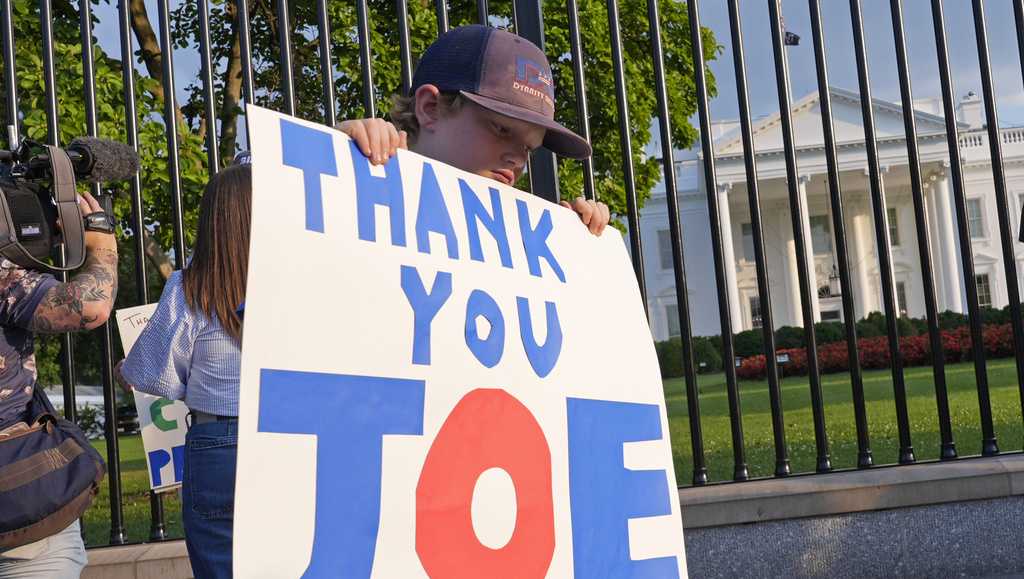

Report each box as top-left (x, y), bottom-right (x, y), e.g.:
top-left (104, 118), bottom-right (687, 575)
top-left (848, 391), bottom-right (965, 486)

top-left (346, 122), bottom-right (371, 158)
top-left (589, 200), bottom-right (603, 234)
top-left (574, 197), bottom-right (593, 225)
top-left (386, 122), bottom-right (402, 158)
top-left (559, 200), bottom-right (572, 209)
top-left (398, 130), bottom-right (408, 150)
top-left (594, 203), bottom-right (607, 235)
top-left (369, 120), bottom-right (385, 164)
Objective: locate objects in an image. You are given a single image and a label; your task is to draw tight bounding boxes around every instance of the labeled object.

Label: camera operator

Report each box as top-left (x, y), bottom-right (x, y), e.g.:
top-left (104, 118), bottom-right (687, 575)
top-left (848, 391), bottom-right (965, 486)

top-left (0, 190), bottom-right (117, 578)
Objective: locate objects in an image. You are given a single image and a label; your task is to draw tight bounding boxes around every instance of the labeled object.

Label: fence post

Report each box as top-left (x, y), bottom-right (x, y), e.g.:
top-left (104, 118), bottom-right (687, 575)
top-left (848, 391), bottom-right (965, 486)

top-left (513, 0), bottom-right (560, 203)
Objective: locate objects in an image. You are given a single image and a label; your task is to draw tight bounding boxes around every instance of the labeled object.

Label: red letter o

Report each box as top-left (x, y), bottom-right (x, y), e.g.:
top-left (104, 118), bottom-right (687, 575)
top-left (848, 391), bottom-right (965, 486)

top-left (416, 388), bottom-right (554, 578)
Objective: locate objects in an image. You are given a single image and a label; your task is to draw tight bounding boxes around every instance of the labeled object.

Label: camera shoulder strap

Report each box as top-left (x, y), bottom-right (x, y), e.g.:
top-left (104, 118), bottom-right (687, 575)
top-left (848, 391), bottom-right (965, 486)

top-left (47, 145), bottom-right (85, 270)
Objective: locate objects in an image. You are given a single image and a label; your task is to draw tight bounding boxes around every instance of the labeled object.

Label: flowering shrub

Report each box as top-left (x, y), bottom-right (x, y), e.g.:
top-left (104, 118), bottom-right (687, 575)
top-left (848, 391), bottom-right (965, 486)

top-left (735, 323), bottom-right (1018, 380)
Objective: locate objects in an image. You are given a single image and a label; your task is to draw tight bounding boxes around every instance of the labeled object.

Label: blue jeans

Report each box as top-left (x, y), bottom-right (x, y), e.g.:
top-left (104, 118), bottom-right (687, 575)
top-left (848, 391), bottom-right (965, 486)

top-left (0, 521), bottom-right (86, 579)
top-left (182, 420), bottom-right (237, 579)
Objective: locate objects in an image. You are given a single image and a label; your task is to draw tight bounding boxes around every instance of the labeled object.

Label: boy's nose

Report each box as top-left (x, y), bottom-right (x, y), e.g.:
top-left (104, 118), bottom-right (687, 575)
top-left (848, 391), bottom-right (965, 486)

top-left (503, 149), bottom-right (528, 170)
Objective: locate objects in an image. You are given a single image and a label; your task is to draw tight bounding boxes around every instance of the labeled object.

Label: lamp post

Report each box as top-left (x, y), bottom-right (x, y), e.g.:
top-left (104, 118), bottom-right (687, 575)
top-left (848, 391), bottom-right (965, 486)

top-left (828, 265), bottom-right (842, 297)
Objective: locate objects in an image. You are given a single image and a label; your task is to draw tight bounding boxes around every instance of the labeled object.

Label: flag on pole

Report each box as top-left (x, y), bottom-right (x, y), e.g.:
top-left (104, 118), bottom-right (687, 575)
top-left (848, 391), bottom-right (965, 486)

top-left (780, 10), bottom-right (800, 45)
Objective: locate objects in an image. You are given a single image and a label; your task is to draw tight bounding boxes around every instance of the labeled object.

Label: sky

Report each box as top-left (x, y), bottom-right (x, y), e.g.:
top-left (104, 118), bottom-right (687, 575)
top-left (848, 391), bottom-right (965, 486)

top-left (85, 0), bottom-right (1024, 138)
top-left (698, 1), bottom-right (1024, 126)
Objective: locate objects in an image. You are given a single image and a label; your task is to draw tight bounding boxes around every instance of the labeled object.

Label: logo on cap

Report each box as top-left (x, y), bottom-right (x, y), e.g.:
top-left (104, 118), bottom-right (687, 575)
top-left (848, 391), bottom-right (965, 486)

top-left (513, 56), bottom-right (554, 110)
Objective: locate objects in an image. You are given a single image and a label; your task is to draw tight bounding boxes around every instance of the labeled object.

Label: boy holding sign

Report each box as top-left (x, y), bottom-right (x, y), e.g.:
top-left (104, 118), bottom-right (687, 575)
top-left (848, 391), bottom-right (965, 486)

top-left (338, 24), bottom-right (611, 236)
top-left (235, 22), bottom-right (684, 578)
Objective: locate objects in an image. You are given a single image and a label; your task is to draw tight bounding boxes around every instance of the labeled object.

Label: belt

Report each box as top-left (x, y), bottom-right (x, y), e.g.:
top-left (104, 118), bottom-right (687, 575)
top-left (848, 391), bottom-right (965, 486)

top-left (190, 410), bottom-right (238, 425)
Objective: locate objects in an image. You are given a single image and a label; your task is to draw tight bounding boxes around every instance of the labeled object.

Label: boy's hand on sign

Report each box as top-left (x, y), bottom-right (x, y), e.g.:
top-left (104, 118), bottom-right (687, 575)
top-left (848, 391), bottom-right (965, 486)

top-left (335, 118), bottom-right (408, 166)
top-left (561, 196), bottom-right (610, 236)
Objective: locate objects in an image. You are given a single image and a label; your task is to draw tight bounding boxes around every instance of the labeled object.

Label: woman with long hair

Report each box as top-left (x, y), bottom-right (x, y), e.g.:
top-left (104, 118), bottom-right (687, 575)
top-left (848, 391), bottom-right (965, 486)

top-left (117, 162), bottom-right (250, 579)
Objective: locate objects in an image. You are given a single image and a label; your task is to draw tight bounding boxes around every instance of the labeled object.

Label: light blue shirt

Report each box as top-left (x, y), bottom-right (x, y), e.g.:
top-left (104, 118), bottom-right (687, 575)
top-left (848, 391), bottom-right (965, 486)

top-left (121, 271), bottom-right (241, 417)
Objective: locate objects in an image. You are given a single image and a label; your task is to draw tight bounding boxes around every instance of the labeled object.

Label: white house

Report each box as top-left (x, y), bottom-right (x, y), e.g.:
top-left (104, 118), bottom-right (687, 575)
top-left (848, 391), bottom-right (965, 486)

top-left (641, 87), bottom-right (1024, 341)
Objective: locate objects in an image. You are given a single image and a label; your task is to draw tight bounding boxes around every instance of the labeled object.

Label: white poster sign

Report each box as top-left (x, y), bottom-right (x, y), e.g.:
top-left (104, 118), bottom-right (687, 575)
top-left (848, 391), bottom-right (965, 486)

top-left (115, 303), bottom-right (189, 492)
top-left (234, 105), bottom-right (687, 578)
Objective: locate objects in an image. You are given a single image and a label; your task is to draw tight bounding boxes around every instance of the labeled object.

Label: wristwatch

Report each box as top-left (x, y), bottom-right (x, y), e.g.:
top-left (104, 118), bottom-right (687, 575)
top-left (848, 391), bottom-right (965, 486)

top-left (83, 211), bottom-right (116, 234)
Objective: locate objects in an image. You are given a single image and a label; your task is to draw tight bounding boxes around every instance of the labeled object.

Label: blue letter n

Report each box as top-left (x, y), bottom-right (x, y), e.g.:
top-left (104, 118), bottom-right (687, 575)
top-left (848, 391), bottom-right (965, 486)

top-left (258, 369), bottom-right (425, 578)
top-left (280, 120), bottom-right (338, 233)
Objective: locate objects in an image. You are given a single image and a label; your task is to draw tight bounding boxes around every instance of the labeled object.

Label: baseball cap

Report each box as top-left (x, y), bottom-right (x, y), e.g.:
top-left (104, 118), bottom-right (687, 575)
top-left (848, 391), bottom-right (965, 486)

top-left (411, 25), bottom-right (592, 160)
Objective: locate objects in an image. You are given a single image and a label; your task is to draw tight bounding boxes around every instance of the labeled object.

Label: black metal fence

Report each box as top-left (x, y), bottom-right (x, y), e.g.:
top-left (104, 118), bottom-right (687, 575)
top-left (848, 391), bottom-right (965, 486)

top-left (3, 0), bottom-right (1024, 547)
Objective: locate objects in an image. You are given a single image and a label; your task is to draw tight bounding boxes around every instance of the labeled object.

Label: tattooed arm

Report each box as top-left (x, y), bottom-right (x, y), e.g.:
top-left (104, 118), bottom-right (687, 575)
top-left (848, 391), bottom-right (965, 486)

top-left (29, 193), bottom-right (119, 334)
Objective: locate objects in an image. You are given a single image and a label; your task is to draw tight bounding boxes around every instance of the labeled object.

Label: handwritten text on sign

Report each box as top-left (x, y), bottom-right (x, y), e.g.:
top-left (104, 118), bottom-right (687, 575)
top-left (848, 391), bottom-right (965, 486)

top-left (233, 106), bottom-right (686, 578)
top-left (114, 304), bottom-right (189, 491)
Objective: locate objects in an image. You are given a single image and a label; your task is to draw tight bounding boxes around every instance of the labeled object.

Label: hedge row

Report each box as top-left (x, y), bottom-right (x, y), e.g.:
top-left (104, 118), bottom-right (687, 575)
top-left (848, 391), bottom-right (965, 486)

top-left (735, 323), bottom-right (1015, 379)
top-left (655, 305), bottom-right (1018, 379)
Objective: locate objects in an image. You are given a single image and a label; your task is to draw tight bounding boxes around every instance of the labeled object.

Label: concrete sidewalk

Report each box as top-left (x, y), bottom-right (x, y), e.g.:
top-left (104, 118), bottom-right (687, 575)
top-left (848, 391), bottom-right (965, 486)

top-left (83, 540), bottom-right (191, 579)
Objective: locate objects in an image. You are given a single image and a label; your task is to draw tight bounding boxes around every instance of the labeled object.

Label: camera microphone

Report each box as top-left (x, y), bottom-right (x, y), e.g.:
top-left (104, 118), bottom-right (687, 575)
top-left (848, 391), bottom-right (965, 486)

top-left (65, 137), bottom-right (140, 184)
top-left (21, 137), bottom-right (140, 184)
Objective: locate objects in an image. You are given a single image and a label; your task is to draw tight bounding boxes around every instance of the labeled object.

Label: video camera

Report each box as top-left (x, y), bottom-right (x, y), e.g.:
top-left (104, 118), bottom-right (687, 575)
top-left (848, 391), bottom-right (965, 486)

top-left (0, 137), bottom-right (139, 272)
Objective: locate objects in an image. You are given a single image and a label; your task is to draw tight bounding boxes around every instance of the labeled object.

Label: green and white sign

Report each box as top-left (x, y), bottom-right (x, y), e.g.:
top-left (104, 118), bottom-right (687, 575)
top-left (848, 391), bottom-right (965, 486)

top-left (115, 303), bottom-right (190, 492)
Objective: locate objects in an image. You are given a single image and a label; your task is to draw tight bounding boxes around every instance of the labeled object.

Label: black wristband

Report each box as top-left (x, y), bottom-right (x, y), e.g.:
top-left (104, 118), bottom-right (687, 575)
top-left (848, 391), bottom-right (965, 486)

top-left (83, 211), bottom-right (116, 234)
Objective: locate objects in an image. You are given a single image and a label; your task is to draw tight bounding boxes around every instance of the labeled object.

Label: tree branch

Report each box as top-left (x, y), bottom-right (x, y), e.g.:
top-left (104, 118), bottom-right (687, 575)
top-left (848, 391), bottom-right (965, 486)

top-left (128, 0), bottom-right (187, 130)
top-left (143, 229), bottom-right (174, 280)
top-left (219, 0), bottom-right (244, 159)
top-left (129, 0), bottom-right (162, 98)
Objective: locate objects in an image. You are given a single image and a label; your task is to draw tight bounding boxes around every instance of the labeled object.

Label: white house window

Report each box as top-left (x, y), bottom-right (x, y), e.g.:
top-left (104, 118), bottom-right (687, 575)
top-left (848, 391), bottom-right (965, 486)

top-left (749, 297), bottom-right (763, 329)
top-left (810, 215), bottom-right (832, 256)
top-left (968, 198), bottom-right (985, 239)
top-left (887, 207), bottom-right (900, 246)
top-left (896, 281), bottom-right (908, 318)
top-left (741, 223), bottom-right (755, 262)
top-left (976, 274), bottom-right (992, 308)
top-left (658, 230), bottom-right (673, 270)
top-left (821, 310), bottom-right (841, 322)
top-left (666, 303), bottom-right (681, 337)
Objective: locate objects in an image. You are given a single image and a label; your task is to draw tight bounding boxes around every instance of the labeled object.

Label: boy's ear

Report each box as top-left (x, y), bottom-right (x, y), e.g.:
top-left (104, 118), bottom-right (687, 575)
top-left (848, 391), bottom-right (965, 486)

top-left (414, 85), bottom-right (442, 131)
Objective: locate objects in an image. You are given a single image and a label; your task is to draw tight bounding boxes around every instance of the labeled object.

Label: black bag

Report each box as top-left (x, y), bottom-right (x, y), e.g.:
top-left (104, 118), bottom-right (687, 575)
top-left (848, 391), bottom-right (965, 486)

top-left (0, 384), bottom-right (106, 549)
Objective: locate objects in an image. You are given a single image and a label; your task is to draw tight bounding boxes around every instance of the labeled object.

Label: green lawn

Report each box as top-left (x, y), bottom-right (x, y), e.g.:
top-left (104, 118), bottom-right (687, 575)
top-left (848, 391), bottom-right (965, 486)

top-left (665, 358), bottom-right (1024, 485)
top-left (83, 435), bottom-right (183, 547)
top-left (76, 358), bottom-right (1024, 546)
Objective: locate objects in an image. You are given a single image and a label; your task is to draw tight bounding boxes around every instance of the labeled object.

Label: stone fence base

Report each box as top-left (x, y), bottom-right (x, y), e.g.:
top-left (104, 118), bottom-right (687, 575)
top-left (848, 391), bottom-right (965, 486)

top-left (83, 455), bottom-right (1024, 578)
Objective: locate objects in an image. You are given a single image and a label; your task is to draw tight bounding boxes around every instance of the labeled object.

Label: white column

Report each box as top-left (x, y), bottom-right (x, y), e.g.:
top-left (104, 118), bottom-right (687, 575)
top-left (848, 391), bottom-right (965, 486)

top-left (877, 169), bottom-right (900, 317)
top-left (851, 201), bottom-right (875, 319)
top-left (718, 183), bottom-right (744, 333)
top-left (934, 162), bottom-right (964, 313)
top-left (924, 179), bottom-right (946, 306)
top-left (798, 175), bottom-right (821, 323)
top-left (784, 204), bottom-right (803, 326)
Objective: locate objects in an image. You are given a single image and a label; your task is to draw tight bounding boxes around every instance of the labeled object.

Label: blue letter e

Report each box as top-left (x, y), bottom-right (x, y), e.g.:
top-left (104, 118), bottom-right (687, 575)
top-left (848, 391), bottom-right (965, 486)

top-left (258, 369), bottom-right (425, 578)
top-left (280, 120), bottom-right (338, 233)
top-left (567, 398), bottom-right (680, 579)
